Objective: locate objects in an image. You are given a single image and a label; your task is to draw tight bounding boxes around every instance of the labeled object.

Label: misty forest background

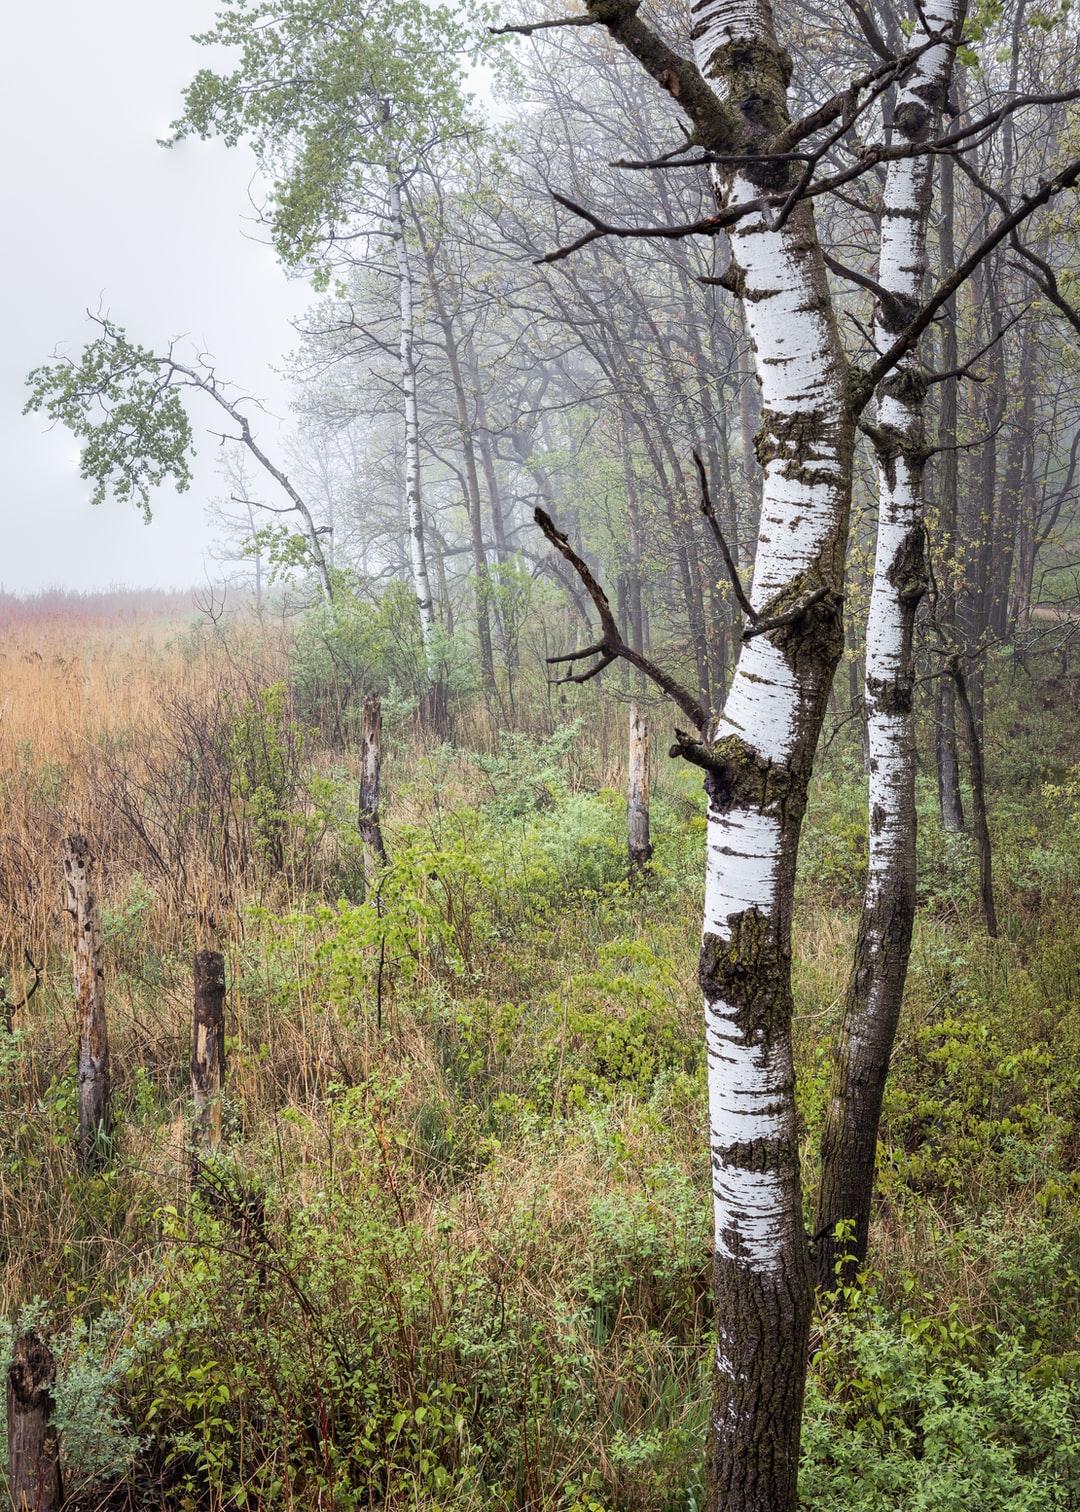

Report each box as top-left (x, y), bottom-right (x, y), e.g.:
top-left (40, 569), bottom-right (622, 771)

top-left (3, 0), bottom-right (1080, 1504)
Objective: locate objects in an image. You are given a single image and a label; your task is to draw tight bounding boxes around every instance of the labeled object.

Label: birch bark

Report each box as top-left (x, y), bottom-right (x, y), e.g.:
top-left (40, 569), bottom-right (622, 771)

top-left (627, 700), bottom-right (652, 878)
top-left (388, 172), bottom-right (439, 681)
top-left (815, 0), bottom-right (962, 1290)
top-left (559, 0), bottom-right (860, 1496)
top-left (687, 2), bottom-right (854, 1503)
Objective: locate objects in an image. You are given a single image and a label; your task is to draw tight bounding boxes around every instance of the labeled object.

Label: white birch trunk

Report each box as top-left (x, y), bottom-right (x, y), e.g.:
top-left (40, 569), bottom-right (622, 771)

top-left (688, 2), bottom-right (854, 1501)
top-left (816, 0), bottom-right (961, 1290)
top-left (388, 172), bottom-right (437, 654)
top-left (627, 700), bottom-right (652, 877)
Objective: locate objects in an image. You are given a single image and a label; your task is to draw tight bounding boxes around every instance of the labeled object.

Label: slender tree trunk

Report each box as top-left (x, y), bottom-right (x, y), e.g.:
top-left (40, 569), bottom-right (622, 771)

top-left (934, 150), bottom-right (966, 831)
top-left (815, 0), bottom-right (960, 1292)
top-left (677, 6), bottom-right (854, 1503)
top-left (628, 700), bottom-right (652, 881)
top-left (192, 950), bottom-right (226, 1153)
top-left (624, 402), bottom-right (712, 710)
top-left (1011, 435), bottom-right (1038, 630)
top-left (467, 337), bottom-right (510, 565)
top-left (387, 170), bottom-right (441, 726)
top-left (359, 693), bottom-right (389, 888)
top-left (62, 835), bottom-right (110, 1169)
top-left (411, 214), bottom-right (496, 689)
top-left (715, 402), bottom-right (745, 692)
top-left (847, 615), bottom-right (868, 768)
top-left (937, 675), bottom-right (965, 830)
top-left (245, 498), bottom-right (265, 612)
top-left (736, 315), bottom-right (760, 502)
top-left (966, 254), bottom-right (1006, 737)
top-left (953, 658), bottom-right (999, 936)
top-left (616, 406), bottom-right (648, 679)
top-left (6, 1333), bottom-right (63, 1512)
top-left (990, 332), bottom-right (1034, 639)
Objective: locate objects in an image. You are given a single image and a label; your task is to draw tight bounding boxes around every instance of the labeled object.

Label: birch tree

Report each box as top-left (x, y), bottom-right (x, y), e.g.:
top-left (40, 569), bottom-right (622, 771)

top-left (531, 8), bottom-right (856, 1501)
top-left (522, 0), bottom-right (1080, 1502)
top-left (170, 0), bottom-right (494, 722)
top-left (815, 0), bottom-right (964, 1292)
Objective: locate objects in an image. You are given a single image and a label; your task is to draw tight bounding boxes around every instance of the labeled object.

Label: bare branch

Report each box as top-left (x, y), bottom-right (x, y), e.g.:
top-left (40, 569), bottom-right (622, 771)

top-left (776, 44), bottom-right (933, 151)
top-left (490, 14), bottom-right (599, 35)
top-left (922, 306), bottom-right (1028, 384)
top-left (612, 149), bottom-right (811, 170)
top-left (537, 191), bottom-right (750, 265)
top-left (669, 727), bottom-right (736, 778)
top-left (823, 251), bottom-right (893, 306)
top-left (533, 507), bottom-right (708, 729)
top-left (2, 951), bottom-right (42, 1033)
top-left (692, 450), bottom-right (757, 623)
top-left (838, 0), bottom-right (895, 59)
top-left (1009, 240), bottom-right (1080, 339)
top-left (857, 158), bottom-right (1080, 405)
top-left (743, 586), bottom-right (835, 638)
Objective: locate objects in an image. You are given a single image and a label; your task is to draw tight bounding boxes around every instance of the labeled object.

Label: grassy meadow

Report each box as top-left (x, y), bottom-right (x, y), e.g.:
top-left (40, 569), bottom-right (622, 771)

top-left (1, 595), bottom-right (1079, 1510)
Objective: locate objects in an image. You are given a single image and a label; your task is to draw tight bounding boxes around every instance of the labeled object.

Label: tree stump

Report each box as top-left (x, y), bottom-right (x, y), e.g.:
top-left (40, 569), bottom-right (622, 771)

top-left (6, 1332), bottom-right (63, 1512)
top-left (358, 693), bottom-right (388, 888)
top-left (627, 700), bottom-right (653, 881)
top-left (62, 835), bottom-right (111, 1169)
top-left (192, 950), bottom-right (226, 1152)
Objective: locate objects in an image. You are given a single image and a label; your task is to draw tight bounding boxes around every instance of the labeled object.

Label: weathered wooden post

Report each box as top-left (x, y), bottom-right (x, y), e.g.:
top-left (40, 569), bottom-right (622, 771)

top-left (6, 1332), bottom-right (63, 1512)
top-left (627, 701), bottom-right (653, 882)
top-left (192, 950), bottom-right (226, 1152)
top-left (358, 693), bottom-right (389, 888)
top-left (62, 835), bottom-right (110, 1169)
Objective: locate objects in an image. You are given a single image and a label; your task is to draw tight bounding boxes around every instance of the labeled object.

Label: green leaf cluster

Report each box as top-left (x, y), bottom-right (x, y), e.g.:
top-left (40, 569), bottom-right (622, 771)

top-left (23, 327), bottom-right (192, 519)
top-left (170, 0), bottom-right (497, 271)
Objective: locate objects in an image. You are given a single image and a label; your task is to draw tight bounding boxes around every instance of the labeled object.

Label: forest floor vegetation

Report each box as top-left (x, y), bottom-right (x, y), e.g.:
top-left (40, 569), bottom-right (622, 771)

top-left (1, 604), bottom-right (1079, 1510)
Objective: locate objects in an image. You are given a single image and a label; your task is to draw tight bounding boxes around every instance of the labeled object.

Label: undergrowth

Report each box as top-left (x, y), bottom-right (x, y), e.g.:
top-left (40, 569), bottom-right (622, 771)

top-left (0, 619), bottom-right (1078, 1509)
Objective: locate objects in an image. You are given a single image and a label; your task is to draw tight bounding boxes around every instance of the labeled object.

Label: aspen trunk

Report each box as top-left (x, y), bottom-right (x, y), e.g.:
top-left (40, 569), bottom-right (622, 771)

top-left (627, 701), bottom-right (652, 880)
top-left (815, 0), bottom-right (960, 1292)
top-left (62, 834), bottom-right (110, 1169)
top-left (937, 676), bottom-right (966, 831)
top-left (359, 693), bottom-right (389, 887)
top-left (991, 336), bottom-right (1034, 639)
top-left (1011, 448), bottom-right (1038, 631)
top-left (6, 1333), bottom-right (63, 1512)
top-left (618, 406), bottom-right (647, 668)
top-left (192, 950), bottom-right (226, 1152)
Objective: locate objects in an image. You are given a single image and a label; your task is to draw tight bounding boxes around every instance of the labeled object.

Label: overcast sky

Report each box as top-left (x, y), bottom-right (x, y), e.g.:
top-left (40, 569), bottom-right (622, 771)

top-left (3, 0), bottom-right (310, 594)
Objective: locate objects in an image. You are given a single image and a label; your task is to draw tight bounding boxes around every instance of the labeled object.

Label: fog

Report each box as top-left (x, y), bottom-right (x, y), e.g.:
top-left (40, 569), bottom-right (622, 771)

top-left (3, 0), bottom-right (307, 593)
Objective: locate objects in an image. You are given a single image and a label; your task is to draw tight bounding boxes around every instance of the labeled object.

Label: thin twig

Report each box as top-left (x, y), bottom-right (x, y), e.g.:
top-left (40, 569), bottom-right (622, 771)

top-left (692, 450), bottom-right (756, 622)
